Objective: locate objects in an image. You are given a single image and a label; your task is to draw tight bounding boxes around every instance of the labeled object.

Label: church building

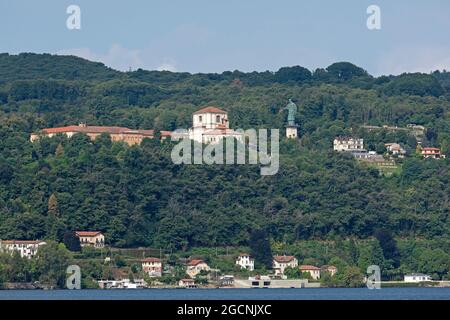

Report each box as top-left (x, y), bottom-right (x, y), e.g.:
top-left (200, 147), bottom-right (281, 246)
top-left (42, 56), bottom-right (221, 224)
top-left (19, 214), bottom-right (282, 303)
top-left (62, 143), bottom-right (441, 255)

top-left (188, 106), bottom-right (243, 144)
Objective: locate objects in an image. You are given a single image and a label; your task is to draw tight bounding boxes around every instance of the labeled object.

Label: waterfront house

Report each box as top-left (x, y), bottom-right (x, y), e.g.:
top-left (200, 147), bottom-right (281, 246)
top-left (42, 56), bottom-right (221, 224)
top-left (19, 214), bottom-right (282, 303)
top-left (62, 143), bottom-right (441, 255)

top-left (321, 265), bottom-right (338, 276)
top-left (186, 259), bottom-right (210, 278)
top-left (404, 273), bottom-right (431, 283)
top-left (235, 253), bottom-right (255, 271)
top-left (272, 256), bottom-right (298, 275)
top-left (219, 275), bottom-right (234, 287)
top-left (179, 279), bottom-right (197, 288)
top-left (98, 278), bottom-right (146, 289)
top-left (299, 265), bottom-right (321, 280)
top-left (141, 257), bottom-right (163, 277)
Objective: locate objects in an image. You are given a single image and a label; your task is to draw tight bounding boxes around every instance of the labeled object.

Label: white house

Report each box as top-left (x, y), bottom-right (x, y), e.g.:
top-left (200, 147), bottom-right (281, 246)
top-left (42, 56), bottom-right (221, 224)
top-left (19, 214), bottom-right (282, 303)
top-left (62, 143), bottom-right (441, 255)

top-left (333, 137), bottom-right (364, 152)
top-left (236, 253), bottom-right (255, 271)
top-left (0, 240), bottom-right (46, 259)
top-left (272, 256), bottom-right (298, 275)
top-left (404, 273), bottom-right (432, 283)
top-left (186, 259), bottom-right (210, 278)
top-left (188, 106), bottom-right (243, 144)
top-left (385, 143), bottom-right (406, 157)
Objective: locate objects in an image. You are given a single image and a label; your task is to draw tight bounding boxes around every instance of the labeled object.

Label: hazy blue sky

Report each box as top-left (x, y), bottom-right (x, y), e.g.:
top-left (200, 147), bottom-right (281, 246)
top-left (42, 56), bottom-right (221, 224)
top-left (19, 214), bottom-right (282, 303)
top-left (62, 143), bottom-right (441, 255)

top-left (1, 0), bottom-right (449, 75)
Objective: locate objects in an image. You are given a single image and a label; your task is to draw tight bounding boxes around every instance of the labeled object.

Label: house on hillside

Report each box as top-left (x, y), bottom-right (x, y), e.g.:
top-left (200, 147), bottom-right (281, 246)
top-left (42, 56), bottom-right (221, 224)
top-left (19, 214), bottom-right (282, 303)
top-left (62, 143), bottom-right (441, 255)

top-left (333, 137), bottom-right (364, 152)
top-left (321, 265), bottom-right (338, 276)
top-left (235, 253), bottom-right (255, 271)
top-left (299, 265), bottom-right (321, 280)
top-left (272, 255), bottom-right (298, 275)
top-left (141, 257), bottom-right (163, 277)
top-left (385, 143), bottom-right (406, 157)
top-left (0, 240), bottom-right (46, 259)
top-left (75, 231), bottom-right (105, 248)
top-left (186, 259), bottom-right (210, 278)
top-left (421, 147), bottom-right (446, 159)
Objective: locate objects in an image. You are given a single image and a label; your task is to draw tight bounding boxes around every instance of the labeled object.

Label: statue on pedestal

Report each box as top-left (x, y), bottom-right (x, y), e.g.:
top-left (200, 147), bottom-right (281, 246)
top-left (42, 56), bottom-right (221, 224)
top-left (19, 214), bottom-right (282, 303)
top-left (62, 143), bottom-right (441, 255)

top-left (281, 99), bottom-right (299, 139)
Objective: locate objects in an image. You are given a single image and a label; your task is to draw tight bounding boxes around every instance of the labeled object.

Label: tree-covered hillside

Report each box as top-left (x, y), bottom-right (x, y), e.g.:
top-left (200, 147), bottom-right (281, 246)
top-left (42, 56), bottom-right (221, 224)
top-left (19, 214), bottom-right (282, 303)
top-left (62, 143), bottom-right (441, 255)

top-left (0, 53), bottom-right (449, 249)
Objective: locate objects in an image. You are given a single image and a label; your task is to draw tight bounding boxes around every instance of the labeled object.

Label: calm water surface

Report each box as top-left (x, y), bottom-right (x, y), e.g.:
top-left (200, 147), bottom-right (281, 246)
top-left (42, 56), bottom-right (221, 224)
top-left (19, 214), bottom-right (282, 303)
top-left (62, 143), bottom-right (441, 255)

top-left (0, 287), bottom-right (449, 300)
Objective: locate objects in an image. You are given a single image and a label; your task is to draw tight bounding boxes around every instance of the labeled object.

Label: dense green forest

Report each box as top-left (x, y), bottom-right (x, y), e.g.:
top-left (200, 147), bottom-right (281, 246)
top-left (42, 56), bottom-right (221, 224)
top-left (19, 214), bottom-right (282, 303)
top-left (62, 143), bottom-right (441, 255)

top-left (0, 53), bottom-right (449, 252)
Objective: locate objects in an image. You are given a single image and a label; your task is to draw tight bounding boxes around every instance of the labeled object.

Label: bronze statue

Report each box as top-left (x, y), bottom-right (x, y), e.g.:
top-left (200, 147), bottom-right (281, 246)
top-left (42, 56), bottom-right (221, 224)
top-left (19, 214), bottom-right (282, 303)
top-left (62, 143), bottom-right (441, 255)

top-left (282, 99), bottom-right (297, 126)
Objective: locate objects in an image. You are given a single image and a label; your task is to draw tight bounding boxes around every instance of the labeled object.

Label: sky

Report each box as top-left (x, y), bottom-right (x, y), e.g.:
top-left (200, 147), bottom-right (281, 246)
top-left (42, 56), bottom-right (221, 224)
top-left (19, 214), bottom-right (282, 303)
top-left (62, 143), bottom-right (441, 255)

top-left (1, 0), bottom-right (450, 76)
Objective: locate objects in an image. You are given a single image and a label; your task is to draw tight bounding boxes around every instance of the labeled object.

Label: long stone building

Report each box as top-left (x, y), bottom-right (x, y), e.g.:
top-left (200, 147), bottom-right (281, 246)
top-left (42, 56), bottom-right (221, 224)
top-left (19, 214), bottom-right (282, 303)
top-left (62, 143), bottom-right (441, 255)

top-left (30, 123), bottom-right (172, 146)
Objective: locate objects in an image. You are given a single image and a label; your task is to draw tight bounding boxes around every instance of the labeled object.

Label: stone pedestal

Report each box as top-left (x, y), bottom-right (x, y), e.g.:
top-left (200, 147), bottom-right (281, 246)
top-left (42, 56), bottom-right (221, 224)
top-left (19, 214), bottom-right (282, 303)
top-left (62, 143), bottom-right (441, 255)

top-left (286, 125), bottom-right (298, 139)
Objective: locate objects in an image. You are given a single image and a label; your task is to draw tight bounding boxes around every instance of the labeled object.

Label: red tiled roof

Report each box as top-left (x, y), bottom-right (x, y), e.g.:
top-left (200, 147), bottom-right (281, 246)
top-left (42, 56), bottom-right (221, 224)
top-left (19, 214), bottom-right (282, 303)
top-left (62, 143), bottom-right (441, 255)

top-left (38, 125), bottom-right (155, 136)
top-left (193, 106), bottom-right (227, 114)
top-left (300, 265), bottom-right (320, 271)
top-left (273, 255), bottom-right (296, 263)
top-left (160, 130), bottom-right (172, 137)
top-left (75, 231), bottom-right (102, 237)
top-left (1, 240), bottom-right (45, 245)
top-left (239, 253), bottom-right (251, 257)
top-left (141, 257), bottom-right (161, 263)
top-left (188, 259), bottom-right (206, 266)
top-left (422, 148), bottom-right (440, 151)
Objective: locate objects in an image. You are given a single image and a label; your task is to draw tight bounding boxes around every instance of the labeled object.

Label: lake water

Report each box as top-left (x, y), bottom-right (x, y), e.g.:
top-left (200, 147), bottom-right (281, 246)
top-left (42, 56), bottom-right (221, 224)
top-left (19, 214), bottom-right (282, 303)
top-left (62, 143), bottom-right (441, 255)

top-left (0, 287), bottom-right (449, 300)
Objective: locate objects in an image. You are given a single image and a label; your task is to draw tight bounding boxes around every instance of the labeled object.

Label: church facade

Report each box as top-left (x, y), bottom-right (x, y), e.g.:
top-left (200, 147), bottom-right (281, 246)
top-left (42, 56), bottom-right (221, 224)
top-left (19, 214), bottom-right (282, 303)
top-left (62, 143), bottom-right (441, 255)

top-left (188, 106), bottom-right (243, 144)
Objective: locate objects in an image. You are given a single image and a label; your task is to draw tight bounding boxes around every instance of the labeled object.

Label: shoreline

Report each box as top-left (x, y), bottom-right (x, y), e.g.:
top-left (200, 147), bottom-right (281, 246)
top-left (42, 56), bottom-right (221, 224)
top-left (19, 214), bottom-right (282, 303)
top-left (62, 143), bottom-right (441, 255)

top-left (1, 283), bottom-right (448, 290)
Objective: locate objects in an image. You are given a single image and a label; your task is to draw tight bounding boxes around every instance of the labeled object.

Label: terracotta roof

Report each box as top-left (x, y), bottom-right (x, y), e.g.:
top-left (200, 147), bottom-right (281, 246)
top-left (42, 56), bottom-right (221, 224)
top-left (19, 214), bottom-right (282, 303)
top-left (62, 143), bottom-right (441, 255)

top-left (300, 265), bottom-right (320, 271)
top-left (37, 125), bottom-right (155, 136)
top-left (238, 253), bottom-right (251, 257)
top-left (141, 257), bottom-right (161, 263)
top-left (160, 130), bottom-right (172, 137)
top-left (180, 279), bottom-right (195, 282)
top-left (1, 240), bottom-right (45, 245)
top-left (273, 255), bottom-right (296, 263)
top-left (193, 106), bottom-right (227, 114)
top-left (75, 231), bottom-right (102, 237)
top-left (422, 148), bottom-right (440, 151)
top-left (321, 265), bottom-right (337, 270)
top-left (188, 259), bottom-right (206, 266)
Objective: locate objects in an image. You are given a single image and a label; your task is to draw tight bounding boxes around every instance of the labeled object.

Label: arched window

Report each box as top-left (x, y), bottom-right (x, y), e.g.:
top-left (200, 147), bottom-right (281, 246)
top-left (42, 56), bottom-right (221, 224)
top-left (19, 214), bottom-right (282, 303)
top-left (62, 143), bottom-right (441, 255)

top-left (216, 115), bottom-right (220, 123)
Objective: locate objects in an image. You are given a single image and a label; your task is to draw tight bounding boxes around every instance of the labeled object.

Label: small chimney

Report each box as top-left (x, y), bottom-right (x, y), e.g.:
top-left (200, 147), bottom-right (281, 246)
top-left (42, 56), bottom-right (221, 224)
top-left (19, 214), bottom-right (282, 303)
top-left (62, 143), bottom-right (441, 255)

top-left (79, 122), bottom-right (87, 128)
